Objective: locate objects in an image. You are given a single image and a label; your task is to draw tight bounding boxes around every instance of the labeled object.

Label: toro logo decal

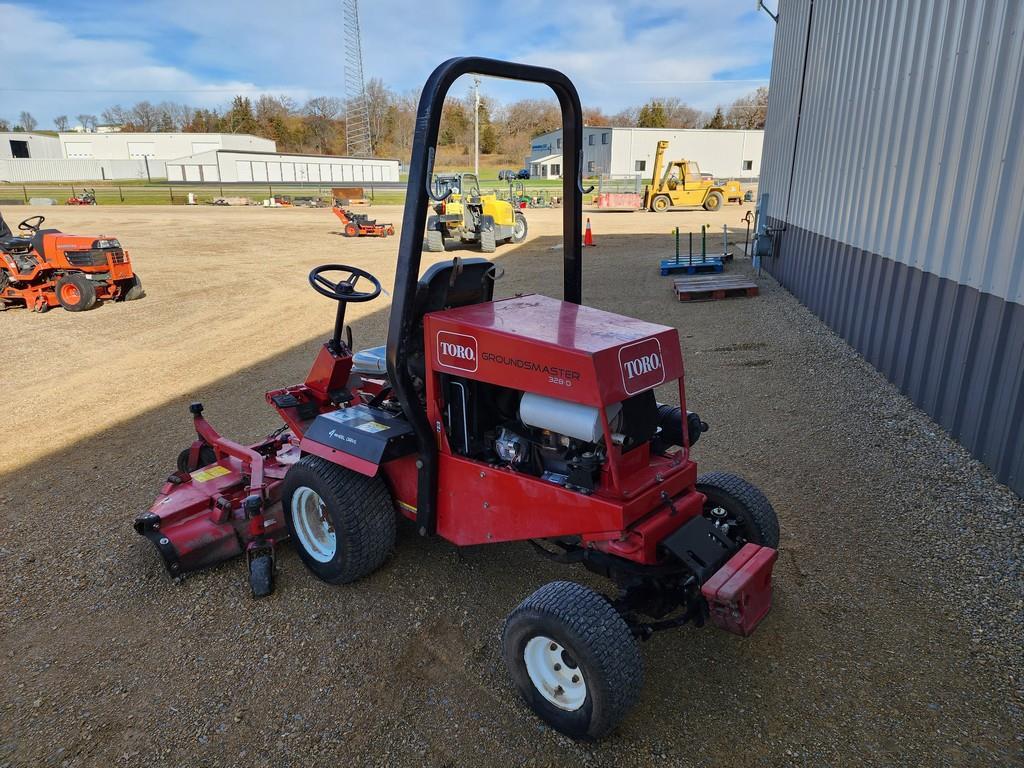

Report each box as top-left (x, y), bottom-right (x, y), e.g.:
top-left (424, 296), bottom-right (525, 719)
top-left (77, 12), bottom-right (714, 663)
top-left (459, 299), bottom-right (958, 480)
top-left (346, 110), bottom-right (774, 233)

top-left (619, 338), bottom-right (665, 395)
top-left (436, 331), bottom-right (478, 372)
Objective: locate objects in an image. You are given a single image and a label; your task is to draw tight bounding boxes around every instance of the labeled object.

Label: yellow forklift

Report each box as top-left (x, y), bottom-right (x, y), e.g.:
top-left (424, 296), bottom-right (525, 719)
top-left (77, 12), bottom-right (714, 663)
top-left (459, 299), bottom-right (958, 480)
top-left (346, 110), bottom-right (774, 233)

top-left (641, 140), bottom-right (743, 212)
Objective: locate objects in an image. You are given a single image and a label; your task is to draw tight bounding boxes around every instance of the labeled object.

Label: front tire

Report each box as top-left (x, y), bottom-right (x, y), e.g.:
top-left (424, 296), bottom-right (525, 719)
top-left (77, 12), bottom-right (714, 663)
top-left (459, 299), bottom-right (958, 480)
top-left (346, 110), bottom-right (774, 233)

top-left (281, 455), bottom-right (395, 584)
top-left (55, 273), bottom-right (97, 312)
top-left (697, 471), bottom-right (779, 547)
top-left (703, 191), bottom-right (724, 212)
top-left (120, 274), bottom-right (144, 301)
top-left (502, 581), bottom-right (643, 740)
top-left (651, 195), bottom-right (671, 212)
top-left (511, 212), bottom-right (528, 243)
top-left (424, 228), bottom-right (444, 252)
top-left (479, 227), bottom-right (496, 253)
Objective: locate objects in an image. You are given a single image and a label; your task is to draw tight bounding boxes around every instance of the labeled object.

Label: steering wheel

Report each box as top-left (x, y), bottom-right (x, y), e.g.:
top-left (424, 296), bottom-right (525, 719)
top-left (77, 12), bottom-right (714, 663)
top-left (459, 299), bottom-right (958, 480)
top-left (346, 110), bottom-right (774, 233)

top-left (19, 215), bottom-right (45, 233)
top-left (308, 264), bottom-right (382, 303)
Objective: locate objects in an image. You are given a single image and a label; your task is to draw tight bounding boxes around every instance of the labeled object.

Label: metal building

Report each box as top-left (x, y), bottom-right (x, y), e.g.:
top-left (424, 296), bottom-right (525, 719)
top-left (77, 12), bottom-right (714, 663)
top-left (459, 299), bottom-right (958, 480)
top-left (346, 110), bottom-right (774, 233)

top-left (0, 132), bottom-right (276, 181)
top-left (758, 0), bottom-right (1024, 494)
top-left (165, 150), bottom-right (400, 184)
top-left (529, 127), bottom-right (763, 180)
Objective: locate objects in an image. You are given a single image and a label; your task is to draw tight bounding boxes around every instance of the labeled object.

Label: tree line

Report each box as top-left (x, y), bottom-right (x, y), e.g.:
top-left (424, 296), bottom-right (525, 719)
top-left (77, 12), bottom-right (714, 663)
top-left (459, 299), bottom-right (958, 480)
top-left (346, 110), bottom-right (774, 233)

top-left (2, 83), bottom-right (767, 163)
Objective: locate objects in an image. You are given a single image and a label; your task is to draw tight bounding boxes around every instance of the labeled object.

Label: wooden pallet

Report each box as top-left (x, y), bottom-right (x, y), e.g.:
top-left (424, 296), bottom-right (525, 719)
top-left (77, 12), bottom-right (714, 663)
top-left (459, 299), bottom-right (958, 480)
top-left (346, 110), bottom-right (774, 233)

top-left (660, 257), bottom-right (724, 276)
top-left (673, 274), bottom-right (759, 302)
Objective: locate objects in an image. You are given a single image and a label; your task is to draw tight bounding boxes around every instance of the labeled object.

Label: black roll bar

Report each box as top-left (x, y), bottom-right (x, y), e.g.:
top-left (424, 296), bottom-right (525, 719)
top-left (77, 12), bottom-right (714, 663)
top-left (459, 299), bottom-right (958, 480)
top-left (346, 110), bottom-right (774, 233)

top-left (386, 57), bottom-right (585, 536)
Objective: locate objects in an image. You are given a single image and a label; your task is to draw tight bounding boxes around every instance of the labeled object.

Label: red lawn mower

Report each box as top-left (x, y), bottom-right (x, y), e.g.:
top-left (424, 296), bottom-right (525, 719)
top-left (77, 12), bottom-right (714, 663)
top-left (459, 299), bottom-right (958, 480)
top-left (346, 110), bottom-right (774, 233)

top-left (332, 205), bottom-right (395, 237)
top-left (135, 57), bottom-right (779, 739)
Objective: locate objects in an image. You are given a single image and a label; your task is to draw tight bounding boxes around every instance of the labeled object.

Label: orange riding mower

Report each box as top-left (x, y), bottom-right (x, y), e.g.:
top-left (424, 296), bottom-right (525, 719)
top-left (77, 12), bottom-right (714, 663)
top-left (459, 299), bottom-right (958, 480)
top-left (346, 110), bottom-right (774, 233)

top-left (0, 213), bottom-right (143, 312)
top-left (332, 205), bottom-right (395, 237)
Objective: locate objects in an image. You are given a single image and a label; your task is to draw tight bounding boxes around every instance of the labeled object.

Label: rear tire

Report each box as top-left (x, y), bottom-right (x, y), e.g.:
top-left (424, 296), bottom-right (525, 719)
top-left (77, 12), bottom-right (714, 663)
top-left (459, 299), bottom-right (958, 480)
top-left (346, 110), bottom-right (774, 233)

top-left (0, 269), bottom-right (9, 293)
top-left (696, 471), bottom-right (779, 547)
top-left (282, 455), bottom-right (396, 584)
top-left (703, 191), bottom-right (724, 212)
top-left (502, 581), bottom-right (643, 740)
top-left (55, 273), bottom-right (97, 312)
top-left (511, 212), bottom-right (528, 243)
top-left (480, 227), bottom-right (496, 253)
top-left (424, 229), bottom-right (444, 252)
top-left (344, 223), bottom-right (359, 237)
top-left (120, 275), bottom-right (144, 301)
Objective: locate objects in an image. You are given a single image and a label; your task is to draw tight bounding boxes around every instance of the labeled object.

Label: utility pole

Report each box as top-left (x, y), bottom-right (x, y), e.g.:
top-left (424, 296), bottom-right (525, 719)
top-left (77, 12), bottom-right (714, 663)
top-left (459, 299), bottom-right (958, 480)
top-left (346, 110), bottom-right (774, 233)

top-left (473, 76), bottom-right (481, 177)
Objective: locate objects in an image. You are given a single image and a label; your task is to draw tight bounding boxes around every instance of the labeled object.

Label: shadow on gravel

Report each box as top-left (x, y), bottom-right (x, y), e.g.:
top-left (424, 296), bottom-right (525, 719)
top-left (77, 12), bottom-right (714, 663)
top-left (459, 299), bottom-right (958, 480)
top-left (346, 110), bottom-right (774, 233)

top-left (0, 233), bottom-right (1019, 767)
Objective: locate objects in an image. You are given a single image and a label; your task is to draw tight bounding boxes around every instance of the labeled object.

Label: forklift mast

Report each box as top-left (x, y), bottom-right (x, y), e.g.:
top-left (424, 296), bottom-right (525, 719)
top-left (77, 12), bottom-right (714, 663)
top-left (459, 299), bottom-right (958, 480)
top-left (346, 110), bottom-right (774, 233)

top-left (386, 56), bottom-right (587, 536)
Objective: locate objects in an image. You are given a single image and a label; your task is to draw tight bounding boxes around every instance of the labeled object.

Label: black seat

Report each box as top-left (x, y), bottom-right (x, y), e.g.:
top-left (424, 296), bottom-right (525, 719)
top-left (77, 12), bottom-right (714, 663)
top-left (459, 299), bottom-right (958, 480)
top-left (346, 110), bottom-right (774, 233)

top-left (413, 257), bottom-right (495, 316)
top-left (370, 257), bottom-right (495, 386)
top-left (0, 214), bottom-right (10, 240)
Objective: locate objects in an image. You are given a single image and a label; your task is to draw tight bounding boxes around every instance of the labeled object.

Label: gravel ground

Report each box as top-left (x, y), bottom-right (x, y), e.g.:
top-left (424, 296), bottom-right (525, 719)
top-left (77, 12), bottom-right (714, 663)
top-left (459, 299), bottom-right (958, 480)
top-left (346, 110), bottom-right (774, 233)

top-left (0, 204), bottom-right (1021, 767)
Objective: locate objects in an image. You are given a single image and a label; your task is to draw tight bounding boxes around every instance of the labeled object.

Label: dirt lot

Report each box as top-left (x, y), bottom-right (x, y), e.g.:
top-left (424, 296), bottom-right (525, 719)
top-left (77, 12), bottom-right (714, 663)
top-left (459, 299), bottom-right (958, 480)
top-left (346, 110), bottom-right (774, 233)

top-left (0, 203), bottom-right (1020, 767)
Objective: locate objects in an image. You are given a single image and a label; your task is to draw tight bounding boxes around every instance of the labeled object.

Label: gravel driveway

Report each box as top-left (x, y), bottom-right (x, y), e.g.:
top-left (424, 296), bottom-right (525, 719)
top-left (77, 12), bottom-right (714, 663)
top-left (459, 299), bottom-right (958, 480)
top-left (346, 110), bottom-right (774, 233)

top-left (0, 206), bottom-right (1020, 767)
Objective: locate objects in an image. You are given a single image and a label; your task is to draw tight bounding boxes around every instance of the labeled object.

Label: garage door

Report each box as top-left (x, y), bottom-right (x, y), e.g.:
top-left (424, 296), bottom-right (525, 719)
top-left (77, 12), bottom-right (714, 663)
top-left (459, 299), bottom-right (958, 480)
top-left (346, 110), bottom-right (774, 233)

top-left (236, 161), bottom-right (253, 182)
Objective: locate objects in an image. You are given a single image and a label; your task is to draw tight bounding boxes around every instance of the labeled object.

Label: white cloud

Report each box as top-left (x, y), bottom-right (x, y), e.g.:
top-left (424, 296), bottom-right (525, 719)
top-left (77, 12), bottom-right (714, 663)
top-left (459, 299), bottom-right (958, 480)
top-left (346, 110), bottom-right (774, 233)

top-left (0, 0), bottom-right (773, 128)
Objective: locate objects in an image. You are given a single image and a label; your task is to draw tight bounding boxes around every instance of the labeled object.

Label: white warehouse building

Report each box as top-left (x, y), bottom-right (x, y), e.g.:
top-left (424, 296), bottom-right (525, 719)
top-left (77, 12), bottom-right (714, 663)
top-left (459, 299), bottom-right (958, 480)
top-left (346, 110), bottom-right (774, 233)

top-left (528, 127), bottom-right (763, 180)
top-left (165, 150), bottom-right (400, 184)
top-left (0, 132), bottom-right (274, 181)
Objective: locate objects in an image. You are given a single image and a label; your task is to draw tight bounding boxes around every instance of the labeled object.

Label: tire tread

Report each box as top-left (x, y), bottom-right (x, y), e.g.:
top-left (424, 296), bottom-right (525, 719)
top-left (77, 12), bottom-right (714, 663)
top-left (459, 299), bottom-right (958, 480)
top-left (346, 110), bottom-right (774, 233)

top-left (286, 455), bottom-right (395, 583)
top-left (697, 470), bottom-right (779, 547)
top-left (504, 580), bottom-right (642, 738)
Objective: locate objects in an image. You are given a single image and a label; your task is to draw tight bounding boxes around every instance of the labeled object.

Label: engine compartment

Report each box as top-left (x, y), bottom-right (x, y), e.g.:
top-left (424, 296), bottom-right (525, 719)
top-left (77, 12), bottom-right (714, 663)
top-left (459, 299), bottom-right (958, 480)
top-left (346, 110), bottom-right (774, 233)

top-left (440, 374), bottom-right (705, 492)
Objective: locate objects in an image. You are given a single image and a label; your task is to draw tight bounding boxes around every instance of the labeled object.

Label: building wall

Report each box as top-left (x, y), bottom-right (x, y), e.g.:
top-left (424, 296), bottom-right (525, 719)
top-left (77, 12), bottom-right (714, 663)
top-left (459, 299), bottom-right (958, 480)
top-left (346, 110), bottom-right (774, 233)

top-left (760, 0), bottom-right (1024, 494)
top-left (55, 132), bottom-right (275, 161)
top-left (0, 158), bottom-right (166, 182)
top-left (0, 133), bottom-right (62, 160)
top-left (165, 151), bottom-right (401, 184)
top-left (530, 127), bottom-right (763, 179)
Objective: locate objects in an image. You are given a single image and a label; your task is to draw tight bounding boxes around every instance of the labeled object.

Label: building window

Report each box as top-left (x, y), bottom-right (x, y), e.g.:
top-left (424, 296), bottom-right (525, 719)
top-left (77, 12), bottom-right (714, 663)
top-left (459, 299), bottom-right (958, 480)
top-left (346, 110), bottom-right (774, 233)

top-left (588, 134), bottom-right (594, 146)
top-left (635, 160), bottom-right (646, 172)
top-left (551, 164), bottom-right (561, 177)
top-left (587, 160), bottom-right (595, 173)
top-left (601, 132), bottom-right (609, 145)
top-left (9, 140), bottom-right (29, 158)
top-left (556, 137), bottom-right (562, 149)
top-left (742, 160), bottom-right (753, 171)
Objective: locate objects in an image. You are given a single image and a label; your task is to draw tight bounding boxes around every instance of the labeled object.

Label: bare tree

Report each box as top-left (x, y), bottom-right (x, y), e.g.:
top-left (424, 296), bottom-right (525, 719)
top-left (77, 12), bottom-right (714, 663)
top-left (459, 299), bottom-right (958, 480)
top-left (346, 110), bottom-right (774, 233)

top-left (54, 115), bottom-right (70, 131)
top-left (0, 118), bottom-right (9, 131)
top-left (726, 86), bottom-right (769, 129)
top-left (303, 96), bottom-right (344, 153)
top-left (364, 78), bottom-right (395, 152)
top-left (660, 97), bottom-right (701, 128)
top-left (101, 106), bottom-right (128, 128)
top-left (76, 113), bottom-right (97, 131)
top-left (18, 111), bottom-right (37, 132)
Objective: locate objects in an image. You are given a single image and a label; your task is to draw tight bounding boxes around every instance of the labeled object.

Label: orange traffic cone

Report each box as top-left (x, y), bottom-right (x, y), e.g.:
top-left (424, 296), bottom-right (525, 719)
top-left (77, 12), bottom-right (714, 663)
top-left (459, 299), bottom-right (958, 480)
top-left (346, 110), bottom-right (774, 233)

top-left (583, 217), bottom-right (596, 247)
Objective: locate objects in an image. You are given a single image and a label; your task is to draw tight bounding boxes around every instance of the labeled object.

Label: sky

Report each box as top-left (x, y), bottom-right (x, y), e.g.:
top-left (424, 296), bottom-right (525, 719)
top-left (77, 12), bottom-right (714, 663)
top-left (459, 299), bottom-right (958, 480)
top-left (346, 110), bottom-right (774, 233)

top-left (0, 0), bottom-right (776, 128)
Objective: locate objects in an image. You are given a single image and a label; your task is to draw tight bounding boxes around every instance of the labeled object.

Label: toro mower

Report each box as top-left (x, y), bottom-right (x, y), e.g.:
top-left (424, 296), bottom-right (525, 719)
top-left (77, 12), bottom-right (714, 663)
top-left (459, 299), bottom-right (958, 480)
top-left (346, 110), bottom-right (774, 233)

top-left (332, 205), bottom-right (395, 237)
top-left (135, 57), bottom-right (779, 740)
top-left (0, 213), bottom-right (143, 312)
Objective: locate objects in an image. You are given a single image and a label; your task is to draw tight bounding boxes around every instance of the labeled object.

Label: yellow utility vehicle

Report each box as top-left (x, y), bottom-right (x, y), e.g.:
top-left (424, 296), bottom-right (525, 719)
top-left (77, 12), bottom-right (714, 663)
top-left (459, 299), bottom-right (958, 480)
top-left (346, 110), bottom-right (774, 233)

top-left (424, 173), bottom-right (528, 252)
top-left (641, 140), bottom-right (743, 213)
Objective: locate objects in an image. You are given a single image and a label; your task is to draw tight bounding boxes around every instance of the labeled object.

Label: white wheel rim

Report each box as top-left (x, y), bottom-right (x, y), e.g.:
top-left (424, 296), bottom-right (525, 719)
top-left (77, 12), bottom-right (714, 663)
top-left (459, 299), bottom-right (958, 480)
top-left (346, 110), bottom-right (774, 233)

top-left (524, 635), bottom-right (587, 711)
top-left (291, 486), bottom-right (336, 563)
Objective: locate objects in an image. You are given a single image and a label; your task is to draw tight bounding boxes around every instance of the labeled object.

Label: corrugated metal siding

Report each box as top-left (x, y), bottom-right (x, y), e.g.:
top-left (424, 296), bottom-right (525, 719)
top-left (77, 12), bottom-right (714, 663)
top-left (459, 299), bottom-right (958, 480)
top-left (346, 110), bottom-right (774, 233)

top-left (758, 0), bottom-right (811, 213)
top-left (773, 0), bottom-right (1024, 303)
top-left (0, 158), bottom-right (162, 182)
top-left (762, 0), bottom-right (1024, 496)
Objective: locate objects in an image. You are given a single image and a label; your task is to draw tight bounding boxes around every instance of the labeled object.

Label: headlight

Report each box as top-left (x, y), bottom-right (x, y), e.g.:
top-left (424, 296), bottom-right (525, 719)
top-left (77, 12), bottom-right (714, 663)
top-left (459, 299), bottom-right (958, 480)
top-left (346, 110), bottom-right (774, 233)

top-left (92, 239), bottom-right (121, 249)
